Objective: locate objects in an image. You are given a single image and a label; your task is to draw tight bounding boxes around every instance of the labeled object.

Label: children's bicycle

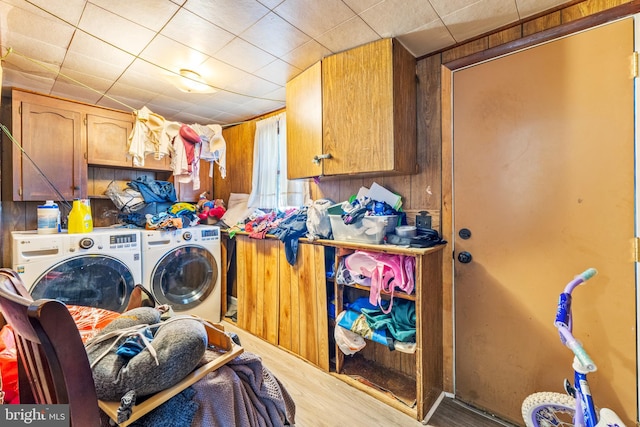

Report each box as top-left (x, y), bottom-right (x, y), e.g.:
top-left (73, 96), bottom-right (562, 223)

top-left (521, 268), bottom-right (626, 427)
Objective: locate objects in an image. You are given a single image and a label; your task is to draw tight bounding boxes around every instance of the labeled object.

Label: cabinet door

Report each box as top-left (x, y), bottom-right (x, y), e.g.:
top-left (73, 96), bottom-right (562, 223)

top-left (236, 237), bottom-right (280, 344)
top-left (87, 111), bottom-right (133, 167)
top-left (322, 38), bottom-right (416, 176)
top-left (14, 96), bottom-right (85, 201)
top-left (278, 243), bottom-right (329, 371)
top-left (87, 111), bottom-right (171, 171)
top-left (286, 61), bottom-right (323, 179)
top-left (235, 236), bottom-right (330, 370)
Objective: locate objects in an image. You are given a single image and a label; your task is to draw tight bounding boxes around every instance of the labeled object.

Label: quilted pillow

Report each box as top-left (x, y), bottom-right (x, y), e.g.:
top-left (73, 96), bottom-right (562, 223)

top-left (85, 307), bottom-right (207, 401)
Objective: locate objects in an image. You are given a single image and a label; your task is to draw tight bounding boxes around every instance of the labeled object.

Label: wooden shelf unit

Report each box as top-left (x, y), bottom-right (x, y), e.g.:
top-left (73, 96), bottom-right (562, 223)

top-left (330, 243), bottom-right (444, 421)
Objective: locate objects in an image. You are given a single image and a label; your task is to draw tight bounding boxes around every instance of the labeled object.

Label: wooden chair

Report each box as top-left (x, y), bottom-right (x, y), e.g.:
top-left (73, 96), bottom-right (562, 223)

top-left (0, 268), bottom-right (242, 426)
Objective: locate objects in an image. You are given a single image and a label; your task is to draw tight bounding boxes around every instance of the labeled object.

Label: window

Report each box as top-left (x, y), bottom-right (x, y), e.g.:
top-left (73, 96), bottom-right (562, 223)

top-left (247, 112), bottom-right (309, 210)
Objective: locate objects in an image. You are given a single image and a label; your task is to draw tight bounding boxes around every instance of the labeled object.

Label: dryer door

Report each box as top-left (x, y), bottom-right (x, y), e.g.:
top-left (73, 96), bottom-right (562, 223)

top-left (30, 254), bottom-right (135, 312)
top-left (151, 246), bottom-right (218, 311)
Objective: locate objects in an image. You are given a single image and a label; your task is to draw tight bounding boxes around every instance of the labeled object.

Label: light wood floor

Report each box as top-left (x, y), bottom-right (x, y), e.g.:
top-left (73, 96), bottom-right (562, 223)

top-left (222, 321), bottom-right (516, 427)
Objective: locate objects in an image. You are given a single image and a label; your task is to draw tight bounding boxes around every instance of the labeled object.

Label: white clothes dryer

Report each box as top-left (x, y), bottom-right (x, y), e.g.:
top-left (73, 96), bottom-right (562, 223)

top-left (141, 225), bottom-right (221, 322)
top-left (11, 228), bottom-right (142, 312)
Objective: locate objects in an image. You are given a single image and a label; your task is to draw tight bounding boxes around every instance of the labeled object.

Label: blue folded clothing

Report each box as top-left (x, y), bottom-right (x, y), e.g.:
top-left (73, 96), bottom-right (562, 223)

top-left (116, 327), bottom-right (154, 359)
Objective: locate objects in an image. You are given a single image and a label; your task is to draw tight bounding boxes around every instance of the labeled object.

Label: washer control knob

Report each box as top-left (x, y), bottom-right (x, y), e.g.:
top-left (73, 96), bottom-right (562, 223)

top-left (183, 231), bottom-right (192, 241)
top-left (79, 238), bottom-right (94, 249)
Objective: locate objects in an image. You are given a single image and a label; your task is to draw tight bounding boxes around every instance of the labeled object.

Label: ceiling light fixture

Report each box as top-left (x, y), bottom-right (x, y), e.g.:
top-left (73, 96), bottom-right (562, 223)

top-left (175, 68), bottom-right (216, 94)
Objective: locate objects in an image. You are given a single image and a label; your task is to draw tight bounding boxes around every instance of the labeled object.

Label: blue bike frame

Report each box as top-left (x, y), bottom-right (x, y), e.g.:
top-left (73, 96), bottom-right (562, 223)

top-left (554, 268), bottom-right (599, 427)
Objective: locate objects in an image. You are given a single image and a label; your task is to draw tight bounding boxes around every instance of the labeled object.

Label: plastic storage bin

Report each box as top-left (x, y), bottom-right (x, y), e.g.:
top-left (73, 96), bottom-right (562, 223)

top-left (329, 210), bottom-right (398, 244)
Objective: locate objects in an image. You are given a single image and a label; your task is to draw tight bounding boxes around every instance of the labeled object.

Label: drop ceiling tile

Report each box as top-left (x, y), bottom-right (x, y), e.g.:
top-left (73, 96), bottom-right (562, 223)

top-left (240, 12), bottom-right (310, 57)
top-left (274, 0), bottom-right (356, 39)
top-left (148, 93), bottom-right (192, 110)
top-left (105, 81), bottom-right (159, 107)
top-left (516, 0), bottom-right (568, 18)
top-left (50, 79), bottom-right (103, 104)
top-left (96, 94), bottom-right (145, 112)
top-left (359, 0), bottom-right (439, 38)
top-left (1, 33), bottom-right (67, 71)
top-left (253, 58), bottom-right (301, 86)
top-left (181, 95), bottom-right (227, 116)
top-left (241, 97), bottom-right (285, 118)
top-left (206, 90), bottom-right (259, 109)
top-left (139, 34), bottom-right (209, 74)
top-left (184, 0), bottom-right (270, 34)
top-left (280, 39), bottom-right (332, 71)
top-left (257, 0), bottom-right (286, 9)
top-left (1, 4), bottom-right (75, 53)
top-left (116, 59), bottom-right (172, 94)
top-left (63, 32), bottom-right (133, 81)
top-left (225, 73), bottom-right (282, 99)
top-left (2, 0), bottom-right (85, 25)
top-left (429, 0), bottom-right (482, 18)
top-left (78, 3), bottom-right (156, 56)
top-left (2, 51), bottom-right (60, 79)
top-left (442, 0), bottom-right (519, 42)
top-left (342, 0), bottom-right (385, 14)
top-left (1, 68), bottom-right (55, 95)
top-left (57, 67), bottom-right (114, 94)
top-left (176, 110), bottom-right (221, 124)
top-left (397, 19), bottom-right (455, 57)
top-left (213, 37), bottom-right (276, 74)
top-left (315, 16), bottom-right (379, 53)
top-left (216, 111), bottom-right (247, 125)
top-left (198, 57), bottom-right (252, 90)
top-left (90, 0), bottom-right (181, 32)
top-left (160, 8), bottom-right (235, 57)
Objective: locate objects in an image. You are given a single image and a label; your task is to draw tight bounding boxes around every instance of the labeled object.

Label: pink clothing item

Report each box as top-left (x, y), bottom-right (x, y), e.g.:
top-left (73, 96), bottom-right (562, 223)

top-left (345, 251), bottom-right (415, 313)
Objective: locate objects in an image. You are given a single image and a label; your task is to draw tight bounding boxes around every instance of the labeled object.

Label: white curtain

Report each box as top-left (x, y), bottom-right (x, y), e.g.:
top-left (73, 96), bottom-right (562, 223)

top-left (247, 112), bottom-right (309, 209)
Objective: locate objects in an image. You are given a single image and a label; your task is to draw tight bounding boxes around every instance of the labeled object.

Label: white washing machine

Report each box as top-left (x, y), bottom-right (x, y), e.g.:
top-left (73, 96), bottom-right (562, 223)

top-left (141, 225), bottom-right (221, 322)
top-left (11, 228), bottom-right (142, 312)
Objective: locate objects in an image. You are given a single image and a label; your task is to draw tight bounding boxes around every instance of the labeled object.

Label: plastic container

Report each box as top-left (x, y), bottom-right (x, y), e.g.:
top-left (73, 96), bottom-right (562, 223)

top-left (329, 212), bottom-right (398, 244)
top-left (395, 225), bottom-right (417, 238)
top-left (37, 200), bottom-right (60, 234)
top-left (68, 199), bottom-right (93, 234)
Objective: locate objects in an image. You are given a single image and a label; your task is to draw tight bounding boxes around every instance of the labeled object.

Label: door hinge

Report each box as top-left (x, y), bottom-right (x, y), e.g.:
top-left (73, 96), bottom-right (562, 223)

top-left (635, 237), bottom-right (640, 262)
top-left (633, 51), bottom-right (639, 78)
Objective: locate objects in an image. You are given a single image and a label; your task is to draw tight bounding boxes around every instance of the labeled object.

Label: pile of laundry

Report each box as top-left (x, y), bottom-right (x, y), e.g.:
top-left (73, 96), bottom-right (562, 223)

top-left (109, 177), bottom-right (200, 230)
top-left (128, 106), bottom-right (227, 192)
top-left (226, 207), bottom-right (310, 266)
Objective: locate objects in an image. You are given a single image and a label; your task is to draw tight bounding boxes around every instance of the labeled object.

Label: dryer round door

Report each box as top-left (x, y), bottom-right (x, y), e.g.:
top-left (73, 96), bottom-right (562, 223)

top-left (30, 254), bottom-right (136, 312)
top-left (151, 245), bottom-right (218, 311)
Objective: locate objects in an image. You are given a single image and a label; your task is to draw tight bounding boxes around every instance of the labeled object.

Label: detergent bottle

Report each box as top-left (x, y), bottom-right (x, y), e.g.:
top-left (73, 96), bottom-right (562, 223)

top-left (68, 199), bottom-right (93, 233)
top-left (81, 199), bottom-right (94, 232)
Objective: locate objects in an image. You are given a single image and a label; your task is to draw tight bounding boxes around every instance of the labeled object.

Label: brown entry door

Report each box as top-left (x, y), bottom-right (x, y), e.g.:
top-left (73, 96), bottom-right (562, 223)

top-left (452, 18), bottom-right (636, 425)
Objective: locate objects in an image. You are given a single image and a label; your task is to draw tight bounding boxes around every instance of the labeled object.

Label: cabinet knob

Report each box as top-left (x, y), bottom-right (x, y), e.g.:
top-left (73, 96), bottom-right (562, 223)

top-left (312, 153), bottom-right (332, 165)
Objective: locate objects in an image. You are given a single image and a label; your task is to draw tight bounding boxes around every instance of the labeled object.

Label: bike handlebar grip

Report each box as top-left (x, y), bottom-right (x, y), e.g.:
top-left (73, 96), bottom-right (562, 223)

top-left (578, 268), bottom-right (597, 282)
top-left (567, 339), bottom-right (597, 372)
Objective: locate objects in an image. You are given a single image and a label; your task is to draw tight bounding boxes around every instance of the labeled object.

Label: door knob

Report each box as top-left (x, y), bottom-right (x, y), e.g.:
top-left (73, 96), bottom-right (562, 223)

top-left (457, 251), bottom-right (473, 264)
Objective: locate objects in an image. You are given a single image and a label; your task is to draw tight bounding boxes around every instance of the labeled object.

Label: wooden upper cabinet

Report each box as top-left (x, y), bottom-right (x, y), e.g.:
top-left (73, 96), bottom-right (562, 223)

top-left (87, 110), bottom-right (133, 168)
top-left (87, 110), bottom-right (171, 171)
top-left (7, 90), bottom-right (86, 201)
top-left (286, 61), bottom-right (323, 179)
top-left (286, 38), bottom-right (417, 179)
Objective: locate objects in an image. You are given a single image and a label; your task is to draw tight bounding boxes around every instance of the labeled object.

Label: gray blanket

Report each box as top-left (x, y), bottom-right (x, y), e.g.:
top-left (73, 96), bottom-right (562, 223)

top-left (190, 351), bottom-right (296, 427)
